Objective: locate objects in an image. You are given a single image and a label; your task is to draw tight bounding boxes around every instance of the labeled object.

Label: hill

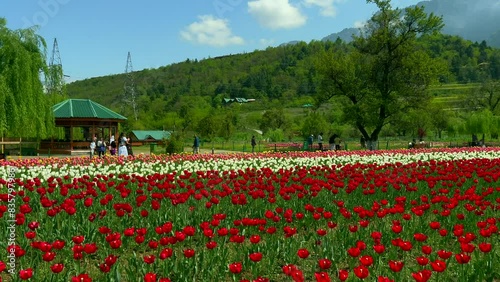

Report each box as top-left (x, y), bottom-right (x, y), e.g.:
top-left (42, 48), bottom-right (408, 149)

top-left (321, 0), bottom-right (500, 47)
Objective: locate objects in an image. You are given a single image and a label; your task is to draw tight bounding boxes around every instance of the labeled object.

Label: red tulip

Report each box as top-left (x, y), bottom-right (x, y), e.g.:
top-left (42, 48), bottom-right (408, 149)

top-left (206, 241), bottom-right (217, 249)
top-left (72, 235), bottom-right (84, 244)
top-left (144, 272), bottom-right (156, 282)
top-left (347, 247), bottom-right (361, 257)
top-left (373, 244), bottom-right (385, 254)
top-left (377, 276), bottom-right (394, 282)
top-left (229, 262), bottom-right (243, 274)
top-left (359, 255), bottom-right (374, 267)
top-left (105, 254), bottom-right (118, 266)
top-left (412, 270), bottom-right (432, 282)
top-left (356, 241), bottom-right (367, 250)
top-left (297, 248), bottom-right (310, 259)
top-left (52, 240), bottom-right (65, 250)
top-left (460, 243), bottom-right (475, 253)
top-left (282, 264), bottom-right (298, 276)
top-left (437, 249), bottom-right (453, 259)
top-left (109, 239), bottom-right (122, 249)
top-left (250, 235), bottom-right (261, 244)
top-left (83, 243), bottom-right (98, 254)
top-left (338, 269), bottom-right (349, 281)
top-left (28, 221), bottom-right (40, 230)
top-left (25, 231), bottom-right (36, 239)
top-left (143, 254), bottom-right (155, 264)
top-left (422, 245), bottom-right (432, 255)
top-left (318, 258), bottom-right (331, 270)
top-left (124, 227), bottom-right (135, 237)
top-left (184, 249), bottom-right (195, 258)
top-left (430, 260), bottom-right (446, 272)
top-left (413, 233), bottom-right (428, 242)
top-left (391, 225), bottom-right (403, 233)
top-left (183, 225), bottom-right (196, 236)
top-left (160, 248), bottom-right (173, 260)
top-left (19, 268), bottom-right (33, 280)
top-left (42, 251), bottom-right (56, 262)
top-left (314, 272), bottom-right (330, 282)
top-left (429, 221), bottom-right (441, 229)
top-left (416, 256), bottom-right (429, 266)
top-left (50, 263), bottom-right (64, 273)
top-left (249, 252), bottom-right (263, 262)
top-left (71, 273), bottom-right (92, 282)
top-left (399, 240), bottom-right (413, 251)
top-left (354, 265), bottom-right (369, 279)
top-left (478, 242), bottom-right (492, 253)
top-left (455, 253), bottom-right (471, 264)
top-left (99, 263), bottom-right (111, 273)
top-left (291, 269), bottom-right (304, 282)
top-left (317, 229), bottom-right (327, 236)
top-left (388, 260), bottom-right (404, 272)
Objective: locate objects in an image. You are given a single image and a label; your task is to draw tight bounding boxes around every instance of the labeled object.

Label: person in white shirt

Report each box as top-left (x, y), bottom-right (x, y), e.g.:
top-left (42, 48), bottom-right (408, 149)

top-left (317, 133), bottom-right (323, 151)
top-left (89, 136), bottom-right (96, 158)
top-left (118, 133), bottom-right (128, 157)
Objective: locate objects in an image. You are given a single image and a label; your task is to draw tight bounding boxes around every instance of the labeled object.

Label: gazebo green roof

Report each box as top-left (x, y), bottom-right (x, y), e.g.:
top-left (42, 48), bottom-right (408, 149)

top-left (53, 99), bottom-right (127, 120)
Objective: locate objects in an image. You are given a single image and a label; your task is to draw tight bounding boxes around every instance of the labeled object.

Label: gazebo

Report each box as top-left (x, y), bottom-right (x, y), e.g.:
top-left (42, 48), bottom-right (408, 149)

top-left (39, 99), bottom-right (127, 155)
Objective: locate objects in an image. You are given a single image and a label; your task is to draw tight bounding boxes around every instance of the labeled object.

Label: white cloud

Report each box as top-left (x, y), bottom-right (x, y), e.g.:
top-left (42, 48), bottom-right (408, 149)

top-left (180, 15), bottom-right (244, 47)
top-left (303, 0), bottom-right (337, 17)
top-left (248, 0), bottom-right (306, 30)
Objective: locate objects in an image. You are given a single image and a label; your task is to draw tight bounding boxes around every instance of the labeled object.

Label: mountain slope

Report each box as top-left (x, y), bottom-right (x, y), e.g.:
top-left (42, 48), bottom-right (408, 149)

top-left (321, 0), bottom-right (500, 47)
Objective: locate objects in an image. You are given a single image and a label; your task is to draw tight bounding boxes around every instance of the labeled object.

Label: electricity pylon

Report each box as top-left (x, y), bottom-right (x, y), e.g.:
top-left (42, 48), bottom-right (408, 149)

top-left (46, 38), bottom-right (66, 96)
top-left (124, 51), bottom-right (138, 121)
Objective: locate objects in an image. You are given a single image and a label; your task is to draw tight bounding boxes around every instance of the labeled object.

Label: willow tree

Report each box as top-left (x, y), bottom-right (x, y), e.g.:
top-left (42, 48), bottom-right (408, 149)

top-left (0, 18), bottom-right (54, 138)
top-left (315, 0), bottom-right (444, 149)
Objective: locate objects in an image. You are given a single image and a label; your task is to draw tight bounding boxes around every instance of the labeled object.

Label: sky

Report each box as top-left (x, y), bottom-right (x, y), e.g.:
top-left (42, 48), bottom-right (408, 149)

top-left (1, 0), bottom-right (421, 82)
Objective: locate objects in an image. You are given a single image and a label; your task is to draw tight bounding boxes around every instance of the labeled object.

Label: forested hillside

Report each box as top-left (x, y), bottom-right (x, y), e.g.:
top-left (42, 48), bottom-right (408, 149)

top-left (67, 35), bottom-right (500, 120)
top-left (65, 0), bottom-right (500, 146)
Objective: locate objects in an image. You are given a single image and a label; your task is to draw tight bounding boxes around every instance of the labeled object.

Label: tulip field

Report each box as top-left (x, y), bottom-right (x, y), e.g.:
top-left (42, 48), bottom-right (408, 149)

top-left (0, 148), bottom-right (499, 282)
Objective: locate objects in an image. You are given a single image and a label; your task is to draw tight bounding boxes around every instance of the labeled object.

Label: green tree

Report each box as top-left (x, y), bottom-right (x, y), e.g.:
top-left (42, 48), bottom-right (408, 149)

top-left (300, 111), bottom-right (329, 138)
top-left (197, 111), bottom-right (220, 140)
top-left (465, 109), bottom-right (500, 139)
top-left (315, 0), bottom-right (444, 149)
top-left (259, 108), bottom-right (290, 134)
top-left (0, 18), bottom-right (55, 138)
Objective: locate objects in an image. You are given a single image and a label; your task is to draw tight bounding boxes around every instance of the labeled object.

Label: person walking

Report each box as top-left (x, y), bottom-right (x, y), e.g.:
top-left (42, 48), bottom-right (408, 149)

top-left (334, 136), bottom-right (341, 151)
top-left (118, 133), bottom-right (128, 157)
top-left (97, 137), bottom-right (106, 158)
top-left (251, 136), bottom-right (257, 153)
top-left (317, 133), bottom-right (323, 151)
top-left (193, 135), bottom-right (200, 154)
top-left (307, 134), bottom-right (314, 151)
top-left (126, 136), bottom-right (134, 156)
top-left (109, 135), bottom-right (117, 155)
top-left (89, 137), bottom-right (96, 158)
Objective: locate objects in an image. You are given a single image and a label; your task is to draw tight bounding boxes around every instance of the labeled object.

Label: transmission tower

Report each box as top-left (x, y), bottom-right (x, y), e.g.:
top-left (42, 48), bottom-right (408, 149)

top-left (46, 38), bottom-right (66, 96)
top-left (123, 51), bottom-right (138, 121)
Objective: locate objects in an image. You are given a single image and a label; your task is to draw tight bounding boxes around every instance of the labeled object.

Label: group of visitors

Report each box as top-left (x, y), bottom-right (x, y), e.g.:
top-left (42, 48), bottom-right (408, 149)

top-left (90, 132), bottom-right (133, 158)
top-left (307, 133), bottom-right (342, 151)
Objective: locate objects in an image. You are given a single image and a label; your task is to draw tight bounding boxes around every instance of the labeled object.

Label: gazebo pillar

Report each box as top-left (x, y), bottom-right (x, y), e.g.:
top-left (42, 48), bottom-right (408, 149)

top-left (70, 123), bottom-right (74, 151)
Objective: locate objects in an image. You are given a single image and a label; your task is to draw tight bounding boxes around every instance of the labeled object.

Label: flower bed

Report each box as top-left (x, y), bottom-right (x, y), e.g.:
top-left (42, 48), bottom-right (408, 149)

top-left (0, 148), bottom-right (499, 281)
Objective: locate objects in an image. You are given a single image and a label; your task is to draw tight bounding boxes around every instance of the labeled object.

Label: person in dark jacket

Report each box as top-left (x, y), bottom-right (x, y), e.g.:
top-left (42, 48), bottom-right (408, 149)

top-left (193, 135), bottom-right (200, 154)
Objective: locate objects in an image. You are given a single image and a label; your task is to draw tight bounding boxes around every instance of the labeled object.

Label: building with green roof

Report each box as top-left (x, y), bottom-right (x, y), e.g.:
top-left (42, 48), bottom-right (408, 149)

top-left (130, 130), bottom-right (171, 145)
top-left (39, 99), bottom-right (127, 155)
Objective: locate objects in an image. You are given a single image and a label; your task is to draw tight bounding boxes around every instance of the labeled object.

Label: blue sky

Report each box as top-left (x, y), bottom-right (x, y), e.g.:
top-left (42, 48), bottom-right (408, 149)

top-left (2, 0), bottom-right (421, 82)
